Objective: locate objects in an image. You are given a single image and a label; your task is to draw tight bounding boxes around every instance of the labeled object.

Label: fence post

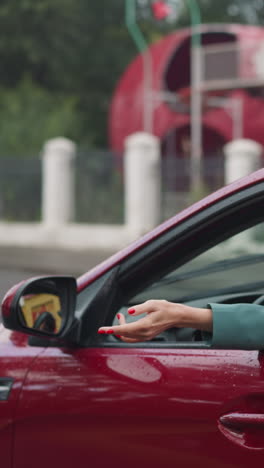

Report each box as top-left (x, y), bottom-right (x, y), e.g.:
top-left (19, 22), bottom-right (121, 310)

top-left (224, 139), bottom-right (263, 184)
top-left (124, 132), bottom-right (161, 233)
top-left (41, 137), bottom-right (76, 226)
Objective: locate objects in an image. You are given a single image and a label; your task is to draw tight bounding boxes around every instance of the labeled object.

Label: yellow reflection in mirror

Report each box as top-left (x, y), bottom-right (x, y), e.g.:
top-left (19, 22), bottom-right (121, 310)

top-left (19, 293), bottom-right (62, 333)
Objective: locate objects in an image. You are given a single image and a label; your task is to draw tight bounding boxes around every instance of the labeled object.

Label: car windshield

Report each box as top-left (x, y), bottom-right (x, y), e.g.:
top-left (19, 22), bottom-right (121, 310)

top-left (131, 223), bottom-right (264, 304)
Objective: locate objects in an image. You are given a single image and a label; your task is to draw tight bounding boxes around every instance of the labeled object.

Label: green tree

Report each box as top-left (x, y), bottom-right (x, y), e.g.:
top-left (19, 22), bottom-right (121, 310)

top-left (0, 0), bottom-right (263, 155)
top-left (0, 0), bottom-right (139, 150)
top-left (0, 78), bottom-right (79, 156)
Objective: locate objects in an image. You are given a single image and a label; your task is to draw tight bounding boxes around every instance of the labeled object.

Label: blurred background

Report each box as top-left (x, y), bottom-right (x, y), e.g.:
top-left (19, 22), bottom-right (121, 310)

top-left (1, 0), bottom-right (264, 296)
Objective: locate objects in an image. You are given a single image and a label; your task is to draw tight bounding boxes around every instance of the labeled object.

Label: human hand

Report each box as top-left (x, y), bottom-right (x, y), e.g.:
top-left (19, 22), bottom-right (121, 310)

top-left (98, 300), bottom-right (212, 343)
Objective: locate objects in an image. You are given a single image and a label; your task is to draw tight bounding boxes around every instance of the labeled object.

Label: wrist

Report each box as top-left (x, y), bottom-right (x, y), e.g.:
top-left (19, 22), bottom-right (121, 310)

top-left (178, 304), bottom-right (213, 332)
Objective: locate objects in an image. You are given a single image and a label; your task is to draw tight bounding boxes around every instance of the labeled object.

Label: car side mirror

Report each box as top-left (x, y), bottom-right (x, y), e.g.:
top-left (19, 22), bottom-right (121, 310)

top-left (1, 276), bottom-right (77, 338)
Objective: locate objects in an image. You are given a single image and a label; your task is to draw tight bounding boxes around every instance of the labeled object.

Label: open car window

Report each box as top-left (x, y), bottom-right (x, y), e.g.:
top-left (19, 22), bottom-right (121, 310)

top-left (130, 222), bottom-right (264, 305)
top-left (111, 221), bottom-right (264, 345)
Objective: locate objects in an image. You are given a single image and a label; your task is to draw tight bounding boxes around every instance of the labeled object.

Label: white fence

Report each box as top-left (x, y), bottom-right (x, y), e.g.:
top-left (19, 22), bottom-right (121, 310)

top-left (0, 133), bottom-right (161, 250)
top-left (0, 135), bottom-right (262, 251)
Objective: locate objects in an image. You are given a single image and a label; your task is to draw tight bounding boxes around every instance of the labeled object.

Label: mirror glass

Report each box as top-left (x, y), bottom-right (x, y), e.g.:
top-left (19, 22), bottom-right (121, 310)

top-left (18, 280), bottom-right (65, 336)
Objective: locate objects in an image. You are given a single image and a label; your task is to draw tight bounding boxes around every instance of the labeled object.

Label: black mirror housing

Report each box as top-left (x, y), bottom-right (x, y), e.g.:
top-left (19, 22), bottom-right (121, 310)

top-left (1, 276), bottom-right (77, 339)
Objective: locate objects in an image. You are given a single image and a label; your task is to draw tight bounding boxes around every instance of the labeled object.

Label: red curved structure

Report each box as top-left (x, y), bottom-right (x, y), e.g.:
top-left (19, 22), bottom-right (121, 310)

top-left (109, 24), bottom-right (264, 157)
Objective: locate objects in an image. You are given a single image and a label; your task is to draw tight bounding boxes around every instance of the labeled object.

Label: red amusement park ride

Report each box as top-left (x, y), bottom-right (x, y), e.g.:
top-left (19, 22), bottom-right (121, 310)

top-left (109, 24), bottom-right (264, 160)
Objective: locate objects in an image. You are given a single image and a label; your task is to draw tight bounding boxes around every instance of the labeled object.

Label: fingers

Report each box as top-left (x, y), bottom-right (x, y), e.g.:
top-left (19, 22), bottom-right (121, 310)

top-left (117, 312), bottom-right (126, 326)
top-left (115, 313), bottom-right (127, 341)
top-left (97, 312), bottom-right (126, 335)
top-left (127, 299), bottom-right (162, 317)
top-left (118, 336), bottom-right (141, 343)
top-left (114, 313), bottom-right (143, 343)
top-left (98, 301), bottom-right (165, 341)
top-left (98, 319), bottom-right (145, 337)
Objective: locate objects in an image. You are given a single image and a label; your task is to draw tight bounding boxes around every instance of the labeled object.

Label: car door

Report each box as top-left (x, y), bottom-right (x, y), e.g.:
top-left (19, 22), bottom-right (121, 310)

top-left (13, 182), bottom-right (264, 467)
top-left (12, 345), bottom-right (264, 468)
top-left (0, 327), bottom-right (44, 468)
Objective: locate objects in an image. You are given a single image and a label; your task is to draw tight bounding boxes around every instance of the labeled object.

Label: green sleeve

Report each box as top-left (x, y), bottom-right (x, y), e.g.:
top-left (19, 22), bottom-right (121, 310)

top-left (205, 303), bottom-right (264, 350)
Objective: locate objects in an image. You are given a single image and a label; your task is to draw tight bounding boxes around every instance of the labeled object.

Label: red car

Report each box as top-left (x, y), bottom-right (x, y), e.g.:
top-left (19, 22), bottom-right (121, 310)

top-left (1, 169), bottom-right (264, 467)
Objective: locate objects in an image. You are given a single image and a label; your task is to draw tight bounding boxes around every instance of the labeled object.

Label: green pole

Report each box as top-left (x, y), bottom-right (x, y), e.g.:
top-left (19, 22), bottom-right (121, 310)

top-left (125, 0), bottom-right (148, 53)
top-left (187, 0), bottom-right (201, 47)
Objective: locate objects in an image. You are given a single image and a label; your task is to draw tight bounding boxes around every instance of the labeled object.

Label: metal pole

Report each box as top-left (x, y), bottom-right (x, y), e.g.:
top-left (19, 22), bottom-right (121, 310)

top-left (205, 95), bottom-right (243, 141)
top-left (232, 98), bottom-right (243, 140)
top-left (186, 0), bottom-right (202, 191)
top-left (125, 0), bottom-right (153, 133)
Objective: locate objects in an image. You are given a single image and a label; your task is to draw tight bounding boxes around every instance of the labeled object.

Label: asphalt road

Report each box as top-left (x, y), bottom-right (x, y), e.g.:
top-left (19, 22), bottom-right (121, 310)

top-left (0, 246), bottom-right (117, 277)
top-left (0, 245), bottom-right (118, 301)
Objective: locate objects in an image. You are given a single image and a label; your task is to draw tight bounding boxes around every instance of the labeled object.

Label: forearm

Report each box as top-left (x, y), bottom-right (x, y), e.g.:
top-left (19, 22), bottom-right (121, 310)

top-left (173, 304), bottom-right (213, 332)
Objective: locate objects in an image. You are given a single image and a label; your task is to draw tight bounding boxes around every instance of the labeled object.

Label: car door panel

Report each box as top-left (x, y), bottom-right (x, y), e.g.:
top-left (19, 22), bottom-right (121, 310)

top-left (14, 347), bottom-right (264, 467)
top-left (0, 328), bottom-right (44, 468)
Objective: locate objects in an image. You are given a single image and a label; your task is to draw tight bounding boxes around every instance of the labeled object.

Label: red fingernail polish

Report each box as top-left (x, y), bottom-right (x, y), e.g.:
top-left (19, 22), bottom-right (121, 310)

top-left (128, 308), bottom-right (135, 315)
top-left (117, 314), bottom-right (121, 320)
top-left (115, 334), bottom-right (121, 338)
top-left (106, 329), bottom-right (114, 334)
top-left (98, 330), bottom-right (105, 334)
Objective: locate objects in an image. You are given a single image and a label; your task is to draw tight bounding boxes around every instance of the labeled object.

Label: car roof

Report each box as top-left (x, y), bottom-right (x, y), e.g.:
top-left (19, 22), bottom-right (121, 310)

top-left (77, 168), bottom-right (264, 292)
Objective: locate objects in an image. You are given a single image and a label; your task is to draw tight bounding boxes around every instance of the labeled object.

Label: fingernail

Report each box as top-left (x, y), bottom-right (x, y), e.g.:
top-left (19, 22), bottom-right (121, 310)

top-left (106, 329), bottom-right (114, 334)
top-left (98, 330), bottom-right (105, 334)
top-left (115, 334), bottom-right (121, 338)
top-left (128, 308), bottom-right (135, 315)
top-left (117, 313), bottom-right (121, 320)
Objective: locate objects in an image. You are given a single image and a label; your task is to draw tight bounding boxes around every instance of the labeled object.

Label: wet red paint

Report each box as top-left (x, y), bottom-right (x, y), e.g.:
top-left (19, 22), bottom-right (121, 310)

top-left (2, 346), bottom-right (264, 467)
